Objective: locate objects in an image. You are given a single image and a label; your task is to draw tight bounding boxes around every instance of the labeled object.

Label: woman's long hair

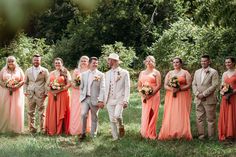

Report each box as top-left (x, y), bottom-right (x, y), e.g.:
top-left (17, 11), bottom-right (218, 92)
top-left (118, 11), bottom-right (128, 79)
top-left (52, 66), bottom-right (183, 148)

top-left (54, 57), bottom-right (68, 84)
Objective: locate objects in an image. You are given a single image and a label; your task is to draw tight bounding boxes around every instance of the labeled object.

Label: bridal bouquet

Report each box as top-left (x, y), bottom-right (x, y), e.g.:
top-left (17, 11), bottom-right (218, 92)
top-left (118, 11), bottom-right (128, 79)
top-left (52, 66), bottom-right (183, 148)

top-left (6, 78), bottom-right (19, 96)
top-left (168, 76), bottom-right (180, 97)
top-left (220, 83), bottom-right (233, 104)
top-left (139, 83), bottom-right (153, 103)
top-left (74, 75), bottom-right (81, 86)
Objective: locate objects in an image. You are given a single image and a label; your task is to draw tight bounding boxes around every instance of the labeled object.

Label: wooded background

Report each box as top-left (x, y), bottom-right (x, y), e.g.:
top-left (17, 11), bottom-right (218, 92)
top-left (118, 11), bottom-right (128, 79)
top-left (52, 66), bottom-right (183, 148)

top-left (0, 0), bottom-right (235, 73)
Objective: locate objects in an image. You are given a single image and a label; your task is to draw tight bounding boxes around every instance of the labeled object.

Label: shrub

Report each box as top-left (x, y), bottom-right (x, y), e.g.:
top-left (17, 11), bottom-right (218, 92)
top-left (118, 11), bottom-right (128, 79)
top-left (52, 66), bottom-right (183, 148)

top-left (0, 33), bottom-right (54, 71)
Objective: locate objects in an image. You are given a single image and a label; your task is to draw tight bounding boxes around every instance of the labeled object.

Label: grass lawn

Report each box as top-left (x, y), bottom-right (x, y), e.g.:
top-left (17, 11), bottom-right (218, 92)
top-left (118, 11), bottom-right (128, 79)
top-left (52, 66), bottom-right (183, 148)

top-left (0, 92), bottom-right (235, 157)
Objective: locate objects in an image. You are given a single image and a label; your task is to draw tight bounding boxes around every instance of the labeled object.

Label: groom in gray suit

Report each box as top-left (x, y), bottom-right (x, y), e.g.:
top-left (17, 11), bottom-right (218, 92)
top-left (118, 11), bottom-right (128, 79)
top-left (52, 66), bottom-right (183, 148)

top-left (80, 57), bottom-right (105, 140)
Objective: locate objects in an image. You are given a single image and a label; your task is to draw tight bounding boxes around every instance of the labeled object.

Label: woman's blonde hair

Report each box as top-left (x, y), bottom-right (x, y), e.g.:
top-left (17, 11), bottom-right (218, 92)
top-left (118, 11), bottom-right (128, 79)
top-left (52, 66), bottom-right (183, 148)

top-left (144, 55), bottom-right (156, 67)
top-left (6, 56), bottom-right (18, 70)
top-left (77, 55), bottom-right (89, 69)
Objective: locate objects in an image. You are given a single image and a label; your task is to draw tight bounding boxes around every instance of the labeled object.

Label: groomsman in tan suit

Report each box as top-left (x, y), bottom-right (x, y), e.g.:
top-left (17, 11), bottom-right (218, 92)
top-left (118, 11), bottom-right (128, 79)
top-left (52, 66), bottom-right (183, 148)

top-left (80, 57), bottom-right (105, 140)
top-left (192, 55), bottom-right (219, 140)
top-left (24, 54), bottom-right (49, 133)
top-left (104, 53), bottom-right (130, 141)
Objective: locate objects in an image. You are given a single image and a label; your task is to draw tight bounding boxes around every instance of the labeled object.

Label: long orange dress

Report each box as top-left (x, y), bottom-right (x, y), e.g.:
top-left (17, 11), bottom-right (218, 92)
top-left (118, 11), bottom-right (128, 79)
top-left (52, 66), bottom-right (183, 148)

top-left (218, 75), bottom-right (236, 141)
top-left (0, 67), bottom-right (24, 133)
top-left (158, 75), bottom-right (192, 140)
top-left (45, 73), bottom-right (70, 135)
top-left (69, 69), bottom-right (91, 135)
top-left (139, 72), bottom-right (160, 139)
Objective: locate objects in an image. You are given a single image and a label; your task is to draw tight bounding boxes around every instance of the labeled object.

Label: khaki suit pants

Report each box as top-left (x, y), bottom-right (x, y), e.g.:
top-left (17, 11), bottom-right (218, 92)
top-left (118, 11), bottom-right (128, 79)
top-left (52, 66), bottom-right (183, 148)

top-left (27, 95), bottom-right (46, 132)
top-left (196, 101), bottom-right (216, 137)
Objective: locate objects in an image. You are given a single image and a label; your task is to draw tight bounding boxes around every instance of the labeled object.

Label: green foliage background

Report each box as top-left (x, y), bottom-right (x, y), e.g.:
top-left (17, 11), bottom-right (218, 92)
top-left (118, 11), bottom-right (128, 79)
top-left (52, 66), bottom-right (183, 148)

top-left (1, 0), bottom-right (236, 73)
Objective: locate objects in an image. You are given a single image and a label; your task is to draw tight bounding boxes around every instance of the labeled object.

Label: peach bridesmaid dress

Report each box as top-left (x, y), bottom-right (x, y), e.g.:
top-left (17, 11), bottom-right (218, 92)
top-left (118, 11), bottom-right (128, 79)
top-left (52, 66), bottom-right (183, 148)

top-left (139, 72), bottom-right (160, 139)
top-left (69, 69), bottom-right (91, 135)
top-left (0, 67), bottom-right (24, 133)
top-left (158, 75), bottom-right (192, 140)
top-left (218, 74), bottom-right (236, 141)
top-left (45, 73), bottom-right (70, 135)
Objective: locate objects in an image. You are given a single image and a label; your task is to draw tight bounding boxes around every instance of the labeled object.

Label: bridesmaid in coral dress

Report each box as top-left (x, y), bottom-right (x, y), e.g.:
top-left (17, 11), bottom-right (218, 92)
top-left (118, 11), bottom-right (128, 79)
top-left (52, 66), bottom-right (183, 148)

top-left (218, 57), bottom-right (236, 141)
top-left (45, 58), bottom-right (71, 135)
top-left (69, 56), bottom-right (91, 135)
top-left (0, 56), bottom-right (25, 133)
top-left (138, 56), bottom-right (161, 139)
top-left (158, 57), bottom-right (192, 140)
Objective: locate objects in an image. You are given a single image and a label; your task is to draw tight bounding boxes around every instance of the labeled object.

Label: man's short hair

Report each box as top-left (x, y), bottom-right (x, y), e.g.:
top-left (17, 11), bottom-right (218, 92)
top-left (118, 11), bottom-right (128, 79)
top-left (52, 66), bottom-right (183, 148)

top-left (33, 54), bottom-right (41, 58)
top-left (201, 55), bottom-right (210, 60)
top-left (89, 57), bottom-right (98, 63)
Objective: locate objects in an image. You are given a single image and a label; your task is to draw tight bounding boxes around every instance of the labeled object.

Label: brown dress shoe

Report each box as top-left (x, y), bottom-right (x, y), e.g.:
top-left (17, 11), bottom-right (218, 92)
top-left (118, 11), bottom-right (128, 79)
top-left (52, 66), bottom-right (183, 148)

top-left (119, 127), bottom-right (125, 137)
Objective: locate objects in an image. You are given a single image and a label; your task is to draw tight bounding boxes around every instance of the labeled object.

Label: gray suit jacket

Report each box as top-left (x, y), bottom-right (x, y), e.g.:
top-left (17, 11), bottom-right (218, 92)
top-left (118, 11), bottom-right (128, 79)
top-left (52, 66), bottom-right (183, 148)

top-left (24, 66), bottom-right (49, 98)
top-left (192, 67), bottom-right (219, 104)
top-left (104, 67), bottom-right (130, 104)
top-left (80, 69), bottom-right (105, 105)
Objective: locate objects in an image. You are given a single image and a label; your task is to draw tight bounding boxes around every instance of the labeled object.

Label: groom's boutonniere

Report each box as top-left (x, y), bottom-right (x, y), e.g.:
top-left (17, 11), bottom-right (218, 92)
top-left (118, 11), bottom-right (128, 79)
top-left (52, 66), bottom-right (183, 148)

top-left (116, 71), bottom-right (122, 82)
top-left (94, 75), bottom-right (101, 81)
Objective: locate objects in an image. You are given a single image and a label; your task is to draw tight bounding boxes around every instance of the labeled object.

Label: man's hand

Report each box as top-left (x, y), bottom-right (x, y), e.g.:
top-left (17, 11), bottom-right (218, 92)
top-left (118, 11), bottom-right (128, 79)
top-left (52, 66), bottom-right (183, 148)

top-left (97, 101), bottom-right (104, 109)
top-left (197, 93), bottom-right (204, 99)
top-left (123, 101), bottom-right (128, 109)
top-left (197, 93), bottom-right (206, 101)
top-left (24, 92), bottom-right (29, 97)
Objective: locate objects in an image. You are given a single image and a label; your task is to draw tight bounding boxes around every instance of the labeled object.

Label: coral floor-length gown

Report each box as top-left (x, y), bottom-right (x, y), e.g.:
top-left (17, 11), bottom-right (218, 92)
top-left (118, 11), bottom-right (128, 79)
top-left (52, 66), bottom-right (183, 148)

top-left (218, 75), bottom-right (236, 141)
top-left (139, 72), bottom-right (160, 139)
top-left (45, 74), bottom-right (70, 135)
top-left (69, 69), bottom-right (91, 135)
top-left (158, 76), bottom-right (192, 140)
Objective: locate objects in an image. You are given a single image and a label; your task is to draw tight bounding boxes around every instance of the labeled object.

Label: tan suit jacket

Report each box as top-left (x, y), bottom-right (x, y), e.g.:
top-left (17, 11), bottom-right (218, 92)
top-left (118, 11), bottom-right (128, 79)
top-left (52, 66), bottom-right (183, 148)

top-left (104, 67), bottom-right (130, 105)
top-left (24, 66), bottom-right (49, 99)
top-left (192, 67), bottom-right (219, 104)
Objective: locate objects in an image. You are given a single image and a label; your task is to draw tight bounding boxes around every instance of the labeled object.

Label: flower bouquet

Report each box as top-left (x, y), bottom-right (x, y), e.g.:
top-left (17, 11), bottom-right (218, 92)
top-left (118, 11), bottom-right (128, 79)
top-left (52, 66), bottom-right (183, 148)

top-left (220, 83), bottom-right (233, 104)
top-left (6, 78), bottom-right (19, 96)
top-left (74, 75), bottom-right (81, 86)
top-left (139, 83), bottom-right (153, 103)
top-left (50, 79), bottom-right (64, 101)
top-left (168, 76), bottom-right (180, 97)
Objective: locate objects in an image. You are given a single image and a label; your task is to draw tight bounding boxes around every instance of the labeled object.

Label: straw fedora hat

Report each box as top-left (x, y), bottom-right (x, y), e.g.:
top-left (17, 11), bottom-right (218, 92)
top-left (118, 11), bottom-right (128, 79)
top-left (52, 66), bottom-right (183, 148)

top-left (108, 53), bottom-right (120, 61)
